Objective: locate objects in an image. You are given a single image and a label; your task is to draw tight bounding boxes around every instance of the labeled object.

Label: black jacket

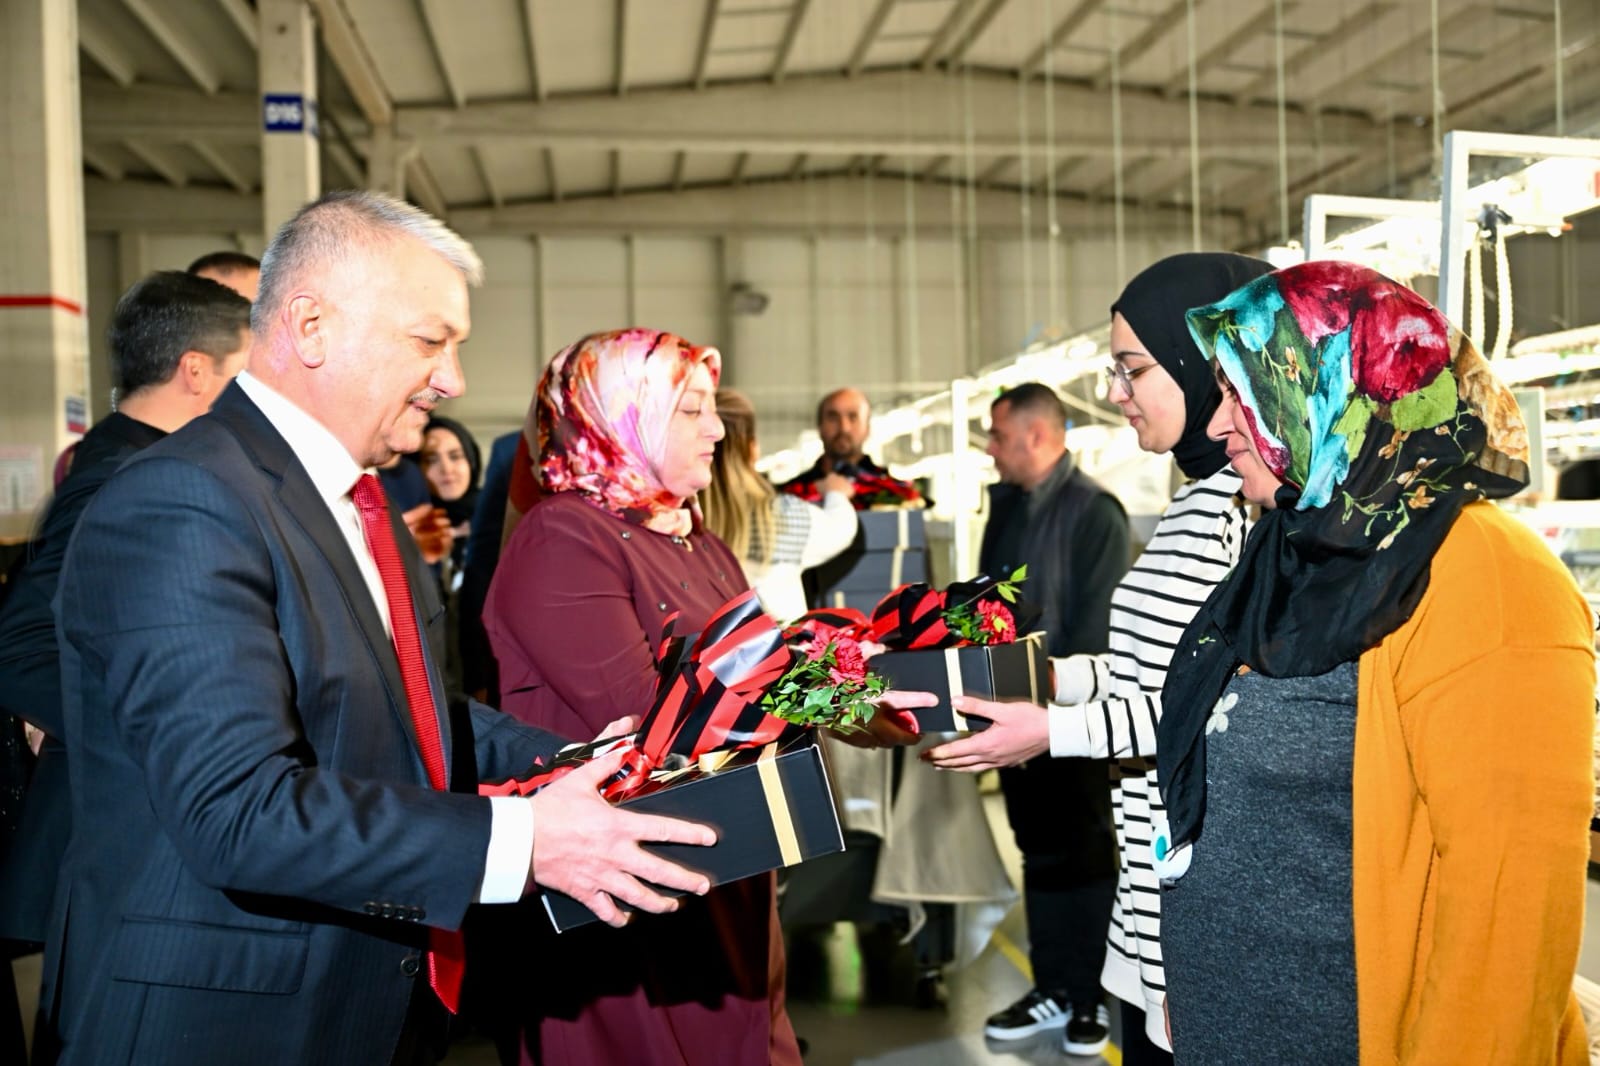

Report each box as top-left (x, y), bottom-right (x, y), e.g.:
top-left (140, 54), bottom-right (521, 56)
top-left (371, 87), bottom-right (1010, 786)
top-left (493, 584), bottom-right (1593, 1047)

top-left (0, 412), bottom-right (167, 946)
top-left (979, 452), bottom-right (1130, 659)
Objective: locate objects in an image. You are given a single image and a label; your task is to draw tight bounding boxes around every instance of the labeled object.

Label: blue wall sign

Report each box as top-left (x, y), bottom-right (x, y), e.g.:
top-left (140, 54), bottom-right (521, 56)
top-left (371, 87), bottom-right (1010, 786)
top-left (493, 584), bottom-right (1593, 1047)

top-left (263, 94), bottom-right (318, 136)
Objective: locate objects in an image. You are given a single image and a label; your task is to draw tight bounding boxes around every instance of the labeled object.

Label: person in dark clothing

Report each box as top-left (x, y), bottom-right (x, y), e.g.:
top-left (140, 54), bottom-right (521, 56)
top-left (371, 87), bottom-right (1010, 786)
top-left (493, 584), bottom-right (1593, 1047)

top-left (418, 415), bottom-right (483, 576)
top-left (977, 382), bottom-right (1129, 1056)
top-left (0, 272), bottom-right (252, 1039)
top-left (459, 431), bottom-right (520, 703)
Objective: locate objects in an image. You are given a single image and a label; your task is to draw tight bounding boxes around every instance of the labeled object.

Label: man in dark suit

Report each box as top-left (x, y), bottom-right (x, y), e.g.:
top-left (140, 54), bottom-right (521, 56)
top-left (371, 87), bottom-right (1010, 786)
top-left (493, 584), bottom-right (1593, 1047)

top-left (38, 191), bottom-right (713, 1065)
top-left (0, 271), bottom-right (252, 959)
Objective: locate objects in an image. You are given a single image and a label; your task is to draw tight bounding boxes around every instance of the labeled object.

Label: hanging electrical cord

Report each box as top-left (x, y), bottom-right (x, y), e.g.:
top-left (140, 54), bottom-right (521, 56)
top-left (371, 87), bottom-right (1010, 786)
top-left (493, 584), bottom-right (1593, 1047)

top-left (1554, 0), bottom-right (1566, 135)
top-left (949, 74), bottom-right (970, 372)
top-left (903, 70), bottom-right (921, 415)
top-left (1185, 0), bottom-right (1201, 250)
top-left (1109, 13), bottom-right (1126, 285)
top-left (1273, 0), bottom-right (1290, 247)
top-left (1018, 69), bottom-right (1034, 332)
top-left (963, 59), bottom-right (981, 364)
top-left (1429, 0), bottom-right (1443, 171)
top-left (1042, 0), bottom-right (1060, 329)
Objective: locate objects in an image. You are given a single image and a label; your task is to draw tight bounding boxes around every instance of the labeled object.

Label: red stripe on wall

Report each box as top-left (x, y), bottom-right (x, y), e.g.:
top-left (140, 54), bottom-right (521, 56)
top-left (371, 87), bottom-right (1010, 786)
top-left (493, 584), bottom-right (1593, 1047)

top-left (0, 295), bottom-right (84, 315)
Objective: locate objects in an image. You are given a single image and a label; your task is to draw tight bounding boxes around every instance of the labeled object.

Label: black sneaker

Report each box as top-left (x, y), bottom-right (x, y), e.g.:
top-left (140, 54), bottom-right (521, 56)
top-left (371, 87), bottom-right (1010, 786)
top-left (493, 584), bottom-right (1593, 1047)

top-left (983, 988), bottom-right (1072, 1040)
top-left (1063, 1002), bottom-right (1111, 1056)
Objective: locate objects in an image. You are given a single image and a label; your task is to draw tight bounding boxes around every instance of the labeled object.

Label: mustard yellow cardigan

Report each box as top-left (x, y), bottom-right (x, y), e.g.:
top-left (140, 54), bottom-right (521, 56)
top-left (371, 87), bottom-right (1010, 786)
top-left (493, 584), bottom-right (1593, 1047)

top-left (1354, 501), bottom-right (1595, 1064)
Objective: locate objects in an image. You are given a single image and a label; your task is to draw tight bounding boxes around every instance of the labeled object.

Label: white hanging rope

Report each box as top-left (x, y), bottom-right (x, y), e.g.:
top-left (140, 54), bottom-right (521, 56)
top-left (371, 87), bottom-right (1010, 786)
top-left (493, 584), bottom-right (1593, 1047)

top-left (1492, 228), bottom-right (1514, 361)
top-left (1429, 0), bottom-right (1443, 170)
top-left (1554, 0), bottom-right (1566, 136)
top-left (1110, 15), bottom-right (1126, 285)
top-left (1467, 237), bottom-right (1485, 349)
top-left (903, 73), bottom-right (920, 405)
top-left (963, 60), bottom-right (980, 362)
top-left (1185, 0), bottom-right (1201, 250)
top-left (1273, 0), bottom-right (1290, 246)
top-left (1042, 0), bottom-right (1060, 328)
top-left (1018, 71), bottom-right (1034, 332)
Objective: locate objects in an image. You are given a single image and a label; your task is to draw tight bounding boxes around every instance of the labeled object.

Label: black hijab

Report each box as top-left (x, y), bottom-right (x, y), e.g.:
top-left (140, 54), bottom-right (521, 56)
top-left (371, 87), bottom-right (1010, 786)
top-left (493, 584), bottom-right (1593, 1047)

top-left (1110, 252), bottom-right (1276, 479)
top-left (422, 416), bottom-right (483, 528)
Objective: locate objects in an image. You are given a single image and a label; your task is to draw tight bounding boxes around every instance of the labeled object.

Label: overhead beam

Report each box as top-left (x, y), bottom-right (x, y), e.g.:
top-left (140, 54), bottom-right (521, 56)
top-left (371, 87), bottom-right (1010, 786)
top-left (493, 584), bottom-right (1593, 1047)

top-left (218, 0), bottom-right (260, 48)
top-left (847, 0), bottom-right (898, 76)
top-left (693, 0), bottom-right (722, 89)
top-left (520, 0), bottom-right (544, 99)
top-left (919, 0), bottom-right (984, 69)
top-left (943, 0), bottom-right (1011, 67)
top-left (1020, 0), bottom-right (1106, 77)
top-left (1232, 1), bottom-right (1397, 104)
top-left (472, 146), bottom-right (502, 206)
top-left (730, 151), bottom-right (749, 185)
top-left (86, 177), bottom-right (260, 233)
top-left (978, 155), bottom-right (1012, 184)
top-left (546, 147), bottom-right (562, 200)
top-left (1161, 0), bottom-right (1292, 96)
top-left (610, 149), bottom-right (622, 197)
top-left (189, 140), bottom-right (253, 192)
top-left (123, 139), bottom-right (190, 187)
top-left (671, 150), bottom-right (687, 191)
top-left (81, 144), bottom-right (126, 181)
top-left (407, 156), bottom-right (448, 218)
top-left (79, 14), bottom-right (138, 87)
top-left (771, 0), bottom-right (813, 83)
top-left (416, 0), bottom-right (465, 107)
top-left (123, 0), bottom-right (222, 94)
top-left (1089, 0), bottom-right (1190, 91)
top-left (1304, 4), bottom-right (1495, 114)
top-left (82, 82), bottom-right (256, 142)
top-left (307, 0), bottom-right (394, 125)
top-left (392, 70), bottom-right (1424, 162)
top-left (614, 0), bottom-right (628, 95)
top-left (787, 152), bottom-right (808, 179)
top-left (921, 153), bottom-right (949, 178)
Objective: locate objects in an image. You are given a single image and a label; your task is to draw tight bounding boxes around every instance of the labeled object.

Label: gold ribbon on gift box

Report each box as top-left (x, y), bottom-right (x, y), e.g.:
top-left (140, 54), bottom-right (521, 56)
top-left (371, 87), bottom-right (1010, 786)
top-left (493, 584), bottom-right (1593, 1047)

top-left (688, 744), bottom-right (803, 867)
top-left (945, 648), bottom-right (967, 731)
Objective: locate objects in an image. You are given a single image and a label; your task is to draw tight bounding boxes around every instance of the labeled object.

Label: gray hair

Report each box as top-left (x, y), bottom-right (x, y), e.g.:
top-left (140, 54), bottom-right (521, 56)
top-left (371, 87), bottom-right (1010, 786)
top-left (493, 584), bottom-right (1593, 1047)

top-left (252, 190), bottom-right (483, 334)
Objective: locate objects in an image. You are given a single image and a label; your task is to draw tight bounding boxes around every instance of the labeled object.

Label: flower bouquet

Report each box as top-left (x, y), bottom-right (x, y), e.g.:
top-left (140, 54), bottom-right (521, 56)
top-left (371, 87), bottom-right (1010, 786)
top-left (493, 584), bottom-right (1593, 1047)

top-left (791, 569), bottom-right (1047, 733)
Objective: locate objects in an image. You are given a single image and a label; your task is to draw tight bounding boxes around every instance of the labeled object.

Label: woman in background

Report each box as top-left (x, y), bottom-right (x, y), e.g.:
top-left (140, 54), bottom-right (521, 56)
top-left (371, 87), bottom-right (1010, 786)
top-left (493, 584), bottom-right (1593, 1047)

top-left (1158, 261), bottom-right (1594, 1064)
top-left (418, 415), bottom-right (482, 577)
top-left (700, 388), bottom-right (857, 622)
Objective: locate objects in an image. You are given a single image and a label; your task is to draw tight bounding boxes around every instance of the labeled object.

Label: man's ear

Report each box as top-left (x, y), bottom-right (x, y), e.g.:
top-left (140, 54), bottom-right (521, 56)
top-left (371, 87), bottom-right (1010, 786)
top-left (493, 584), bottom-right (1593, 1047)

top-left (177, 350), bottom-right (210, 395)
top-left (283, 293), bottom-right (326, 368)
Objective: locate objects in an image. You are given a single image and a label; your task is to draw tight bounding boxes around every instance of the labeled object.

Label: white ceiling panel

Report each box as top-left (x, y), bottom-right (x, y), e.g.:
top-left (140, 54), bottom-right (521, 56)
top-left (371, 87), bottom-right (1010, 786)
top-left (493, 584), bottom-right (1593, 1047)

top-left (625, 150), bottom-right (681, 189)
top-left (624, 0), bottom-right (715, 89)
top-left (480, 143), bottom-right (551, 202)
top-left (423, 0), bottom-right (534, 102)
top-left (531, 0), bottom-right (620, 95)
top-left (424, 146), bottom-right (491, 205)
top-left (345, 0), bottom-right (454, 104)
top-left (555, 148), bottom-right (617, 195)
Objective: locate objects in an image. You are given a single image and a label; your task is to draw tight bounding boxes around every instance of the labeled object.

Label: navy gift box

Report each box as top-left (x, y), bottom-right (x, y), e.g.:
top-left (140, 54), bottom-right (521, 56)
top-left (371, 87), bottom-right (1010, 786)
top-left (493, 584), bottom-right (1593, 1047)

top-left (541, 735), bottom-right (845, 932)
top-left (870, 632), bottom-right (1048, 733)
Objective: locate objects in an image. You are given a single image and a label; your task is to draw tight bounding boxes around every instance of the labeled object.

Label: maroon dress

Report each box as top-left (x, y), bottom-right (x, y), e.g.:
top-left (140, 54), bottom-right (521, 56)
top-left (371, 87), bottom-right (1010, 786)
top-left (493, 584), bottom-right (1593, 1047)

top-left (483, 492), bottom-right (803, 1066)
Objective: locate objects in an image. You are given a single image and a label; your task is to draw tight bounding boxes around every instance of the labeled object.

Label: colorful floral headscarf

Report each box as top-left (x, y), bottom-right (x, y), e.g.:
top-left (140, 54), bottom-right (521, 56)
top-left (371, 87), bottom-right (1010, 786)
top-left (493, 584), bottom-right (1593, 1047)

top-left (527, 329), bottom-right (721, 538)
top-left (1158, 261), bottom-right (1529, 853)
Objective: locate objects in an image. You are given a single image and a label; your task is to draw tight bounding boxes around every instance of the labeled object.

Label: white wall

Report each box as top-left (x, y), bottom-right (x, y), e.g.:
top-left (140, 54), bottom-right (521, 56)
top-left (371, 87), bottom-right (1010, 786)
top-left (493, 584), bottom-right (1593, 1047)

top-left (85, 226), bottom-right (1201, 456)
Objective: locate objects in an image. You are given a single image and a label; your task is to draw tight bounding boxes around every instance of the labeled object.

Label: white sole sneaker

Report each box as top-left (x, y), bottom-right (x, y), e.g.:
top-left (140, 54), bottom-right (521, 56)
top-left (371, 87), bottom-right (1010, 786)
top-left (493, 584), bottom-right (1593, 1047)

top-left (983, 1000), bottom-right (1070, 1040)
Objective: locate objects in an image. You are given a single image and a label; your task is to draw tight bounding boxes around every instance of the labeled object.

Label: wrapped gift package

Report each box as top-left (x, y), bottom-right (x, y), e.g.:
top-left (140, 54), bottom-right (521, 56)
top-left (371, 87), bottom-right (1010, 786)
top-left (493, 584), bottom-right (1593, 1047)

top-left (542, 735), bottom-right (845, 932)
top-left (869, 631), bottom-right (1048, 733)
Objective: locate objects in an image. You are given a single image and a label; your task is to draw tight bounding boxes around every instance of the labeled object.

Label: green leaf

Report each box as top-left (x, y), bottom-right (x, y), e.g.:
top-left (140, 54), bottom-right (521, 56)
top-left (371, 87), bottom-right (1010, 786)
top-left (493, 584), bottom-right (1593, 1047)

top-left (1332, 393), bottom-right (1376, 437)
top-left (1010, 565), bottom-right (1028, 581)
top-left (998, 586), bottom-right (1017, 603)
top-left (1388, 370), bottom-right (1458, 433)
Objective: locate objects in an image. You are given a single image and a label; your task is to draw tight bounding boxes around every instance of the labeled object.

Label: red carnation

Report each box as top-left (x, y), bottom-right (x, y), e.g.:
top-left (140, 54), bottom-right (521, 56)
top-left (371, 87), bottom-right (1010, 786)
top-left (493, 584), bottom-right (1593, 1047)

top-left (1347, 282), bottom-right (1453, 403)
top-left (977, 600), bottom-right (1016, 644)
top-left (828, 637), bottom-right (868, 683)
top-left (799, 637), bottom-right (829, 663)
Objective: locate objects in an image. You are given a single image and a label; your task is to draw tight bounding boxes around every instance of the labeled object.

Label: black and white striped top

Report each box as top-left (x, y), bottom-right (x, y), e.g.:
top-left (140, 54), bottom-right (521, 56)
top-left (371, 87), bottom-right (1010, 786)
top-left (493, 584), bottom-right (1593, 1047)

top-left (1046, 465), bottom-right (1250, 1051)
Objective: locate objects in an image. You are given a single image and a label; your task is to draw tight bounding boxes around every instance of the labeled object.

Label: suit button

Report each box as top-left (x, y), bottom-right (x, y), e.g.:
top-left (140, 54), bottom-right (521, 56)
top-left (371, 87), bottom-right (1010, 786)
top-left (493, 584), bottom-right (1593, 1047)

top-left (363, 902), bottom-right (380, 916)
top-left (380, 904), bottom-right (396, 919)
top-left (399, 954), bottom-right (421, 977)
top-left (414, 907), bottom-right (427, 921)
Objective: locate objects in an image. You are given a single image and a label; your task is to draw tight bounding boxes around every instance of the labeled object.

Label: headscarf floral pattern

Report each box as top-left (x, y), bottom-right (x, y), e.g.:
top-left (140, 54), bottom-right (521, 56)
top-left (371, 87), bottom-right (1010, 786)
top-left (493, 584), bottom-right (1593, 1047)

top-left (530, 329), bottom-right (721, 538)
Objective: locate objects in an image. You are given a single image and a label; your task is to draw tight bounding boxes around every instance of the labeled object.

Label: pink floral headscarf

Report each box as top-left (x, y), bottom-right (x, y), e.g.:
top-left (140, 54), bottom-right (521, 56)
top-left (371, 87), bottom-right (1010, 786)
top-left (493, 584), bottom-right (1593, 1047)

top-left (528, 328), bottom-right (721, 538)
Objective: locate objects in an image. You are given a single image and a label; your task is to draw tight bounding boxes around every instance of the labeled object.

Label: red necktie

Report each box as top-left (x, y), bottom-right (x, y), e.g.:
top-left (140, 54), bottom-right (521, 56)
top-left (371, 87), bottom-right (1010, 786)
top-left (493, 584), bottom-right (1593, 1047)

top-left (351, 474), bottom-right (466, 1013)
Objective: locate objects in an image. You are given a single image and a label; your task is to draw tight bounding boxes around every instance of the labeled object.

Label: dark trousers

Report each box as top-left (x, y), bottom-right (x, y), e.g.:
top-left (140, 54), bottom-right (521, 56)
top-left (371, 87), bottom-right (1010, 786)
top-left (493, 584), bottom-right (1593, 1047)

top-left (999, 755), bottom-right (1116, 1007)
top-left (1118, 1002), bottom-right (1174, 1066)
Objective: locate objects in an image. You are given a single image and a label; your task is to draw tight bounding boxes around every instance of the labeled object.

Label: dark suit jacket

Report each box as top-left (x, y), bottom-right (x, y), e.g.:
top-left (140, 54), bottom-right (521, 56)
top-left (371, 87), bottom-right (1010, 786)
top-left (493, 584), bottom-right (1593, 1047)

top-left (41, 383), bottom-right (564, 1066)
top-left (0, 412), bottom-right (166, 945)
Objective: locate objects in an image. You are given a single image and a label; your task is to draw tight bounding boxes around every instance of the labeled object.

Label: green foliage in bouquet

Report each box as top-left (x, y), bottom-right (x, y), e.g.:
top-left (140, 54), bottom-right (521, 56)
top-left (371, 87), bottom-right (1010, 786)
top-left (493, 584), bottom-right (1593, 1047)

top-left (942, 565), bottom-right (1027, 645)
top-left (761, 632), bottom-right (887, 734)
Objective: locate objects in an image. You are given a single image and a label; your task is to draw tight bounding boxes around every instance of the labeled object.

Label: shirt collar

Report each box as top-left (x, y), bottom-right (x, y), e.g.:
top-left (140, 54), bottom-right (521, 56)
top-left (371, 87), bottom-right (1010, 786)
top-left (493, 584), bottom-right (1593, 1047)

top-left (235, 370), bottom-right (369, 505)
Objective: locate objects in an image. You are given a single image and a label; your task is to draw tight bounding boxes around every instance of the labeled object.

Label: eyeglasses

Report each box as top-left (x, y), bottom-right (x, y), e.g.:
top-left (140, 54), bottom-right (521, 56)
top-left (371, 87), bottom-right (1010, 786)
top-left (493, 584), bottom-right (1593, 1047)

top-left (1104, 362), bottom-right (1158, 396)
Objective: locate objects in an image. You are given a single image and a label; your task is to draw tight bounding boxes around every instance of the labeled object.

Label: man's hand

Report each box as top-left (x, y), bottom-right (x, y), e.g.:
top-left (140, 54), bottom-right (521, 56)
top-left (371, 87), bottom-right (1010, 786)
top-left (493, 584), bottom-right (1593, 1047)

top-left (527, 748), bottom-right (717, 927)
top-left (921, 697), bottom-right (1049, 771)
top-left (594, 715), bottom-right (639, 742)
top-left (818, 471), bottom-right (856, 500)
top-left (829, 689), bottom-right (938, 748)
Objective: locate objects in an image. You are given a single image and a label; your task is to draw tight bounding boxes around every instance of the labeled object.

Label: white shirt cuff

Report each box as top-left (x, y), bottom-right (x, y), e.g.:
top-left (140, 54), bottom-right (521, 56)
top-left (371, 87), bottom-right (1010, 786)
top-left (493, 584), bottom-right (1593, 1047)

top-left (1048, 703), bottom-right (1094, 758)
top-left (477, 795), bottom-right (535, 904)
top-left (1051, 655), bottom-right (1098, 704)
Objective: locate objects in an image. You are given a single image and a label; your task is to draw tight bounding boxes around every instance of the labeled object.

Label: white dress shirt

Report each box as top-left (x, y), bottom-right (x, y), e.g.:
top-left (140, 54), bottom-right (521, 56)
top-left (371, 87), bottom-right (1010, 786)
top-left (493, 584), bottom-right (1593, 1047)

top-left (236, 371), bottom-right (533, 905)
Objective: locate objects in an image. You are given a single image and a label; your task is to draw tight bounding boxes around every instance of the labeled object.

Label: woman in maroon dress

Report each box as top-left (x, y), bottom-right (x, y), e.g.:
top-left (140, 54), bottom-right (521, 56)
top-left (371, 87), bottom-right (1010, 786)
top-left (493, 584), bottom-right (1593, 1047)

top-left (484, 329), bottom-right (803, 1066)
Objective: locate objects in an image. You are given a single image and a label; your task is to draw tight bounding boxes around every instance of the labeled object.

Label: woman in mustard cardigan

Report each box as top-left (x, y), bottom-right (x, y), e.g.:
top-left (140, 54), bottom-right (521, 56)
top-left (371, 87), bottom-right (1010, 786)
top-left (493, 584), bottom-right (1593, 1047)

top-left (1157, 261), bottom-right (1594, 1065)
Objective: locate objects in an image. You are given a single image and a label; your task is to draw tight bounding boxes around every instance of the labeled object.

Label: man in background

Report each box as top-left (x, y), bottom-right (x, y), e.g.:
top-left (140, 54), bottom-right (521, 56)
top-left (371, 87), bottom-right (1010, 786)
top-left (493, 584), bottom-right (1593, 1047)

top-left (977, 382), bottom-right (1128, 1057)
top-left (779, 387), bottom-right (922, 509)
top-left (0, 272), bottom-right (253, 1044)
top-left (187, 250), bottom-right (261, 302)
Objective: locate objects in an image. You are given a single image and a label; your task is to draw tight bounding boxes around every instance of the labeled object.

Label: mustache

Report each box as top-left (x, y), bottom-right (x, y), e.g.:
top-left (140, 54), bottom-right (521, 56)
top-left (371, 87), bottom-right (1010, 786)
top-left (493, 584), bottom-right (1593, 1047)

top-left (408, 389), bottom-right (442, 407)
